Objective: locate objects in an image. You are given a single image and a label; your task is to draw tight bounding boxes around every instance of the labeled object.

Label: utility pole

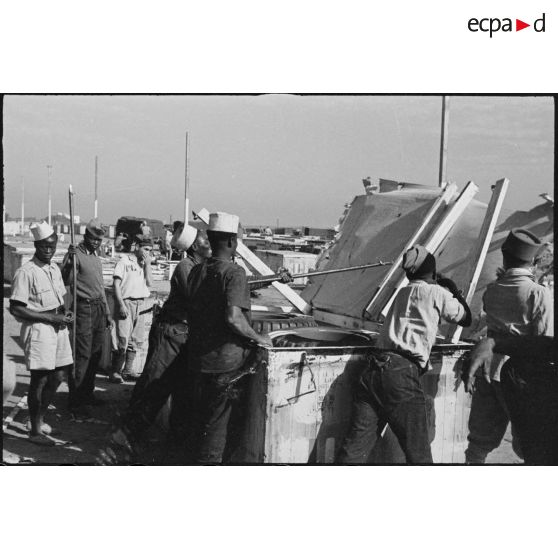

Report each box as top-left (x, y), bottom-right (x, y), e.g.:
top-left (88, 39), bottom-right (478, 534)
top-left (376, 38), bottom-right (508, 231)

top-left (21, 177), bottom-right (25, 235)
top-left (94, 155), bottom-right (99, 219)
top-left (438, 96), bottom-right (450, 188)
top-left (47, 164), bottom-right (53, 225)
top-left (184, 131), bottom-right (189, 224)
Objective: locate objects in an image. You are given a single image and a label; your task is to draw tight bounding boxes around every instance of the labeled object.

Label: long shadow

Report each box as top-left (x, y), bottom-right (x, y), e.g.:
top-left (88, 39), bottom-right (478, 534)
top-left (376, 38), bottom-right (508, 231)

top-left (10, 335), bottom-right (25, 351)
top-left (5, 353), bottom-right (25, 365)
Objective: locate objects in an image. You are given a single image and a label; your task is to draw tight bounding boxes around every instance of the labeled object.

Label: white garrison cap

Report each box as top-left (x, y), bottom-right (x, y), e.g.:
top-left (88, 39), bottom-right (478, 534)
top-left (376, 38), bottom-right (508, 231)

top-left (208, 212), bottom-right (239, 234)
top-left (30, 221), bottom-right (55, 242)
top-left (171, 224), bottom-right (198, 251)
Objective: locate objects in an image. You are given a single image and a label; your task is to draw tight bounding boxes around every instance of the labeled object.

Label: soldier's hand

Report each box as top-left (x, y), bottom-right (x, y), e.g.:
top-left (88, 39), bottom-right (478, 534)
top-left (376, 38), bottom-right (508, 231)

top-left (106, 313), bottom-right (115, 328)
top-left (50, 313), bottom-right (73, 326)
top-left (117, 306), bottom-right (127, 320)
top-left (257, 333), bottom-right (273, 348)
top-left (68, 244), bottom-right (77, 256)
top-left (278, 267), bottom-right (293, 284)
top-left (465, 337), bottom-right (495, 393)
top-left (436, 274), bottom-right (460, 297)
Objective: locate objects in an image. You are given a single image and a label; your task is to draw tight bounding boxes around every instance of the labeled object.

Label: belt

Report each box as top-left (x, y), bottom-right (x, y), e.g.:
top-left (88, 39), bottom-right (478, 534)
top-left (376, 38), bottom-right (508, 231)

top-left (40, 306), bottom-right (65, 315)
top-left (77, 296), bottom-right (104, 303)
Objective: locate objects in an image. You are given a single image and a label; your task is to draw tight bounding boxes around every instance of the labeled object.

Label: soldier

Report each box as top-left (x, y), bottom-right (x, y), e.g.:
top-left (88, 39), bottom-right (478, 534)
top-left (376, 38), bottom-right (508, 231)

top-left (338, 245), bottom-right (471, 464)
top-left (465, 229), bottom-right (553, 463)
top-left (109, 235), bottom-right (154, 383)
top-left (10, 222), bottom-right (74, 445)
top-left (186, 212), bottom-right (272, 464)
top-left (61, 219), bottom-right (113, 418)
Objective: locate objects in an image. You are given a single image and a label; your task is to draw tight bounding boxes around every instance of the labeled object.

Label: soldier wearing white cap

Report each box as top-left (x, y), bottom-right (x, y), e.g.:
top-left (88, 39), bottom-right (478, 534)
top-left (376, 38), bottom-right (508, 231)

top-left (10, 222), bottom-right (74, 446)
top-left (186, 212), bottom-right (272, 464)
top-left (61, 218), bottom-right (113, 418)
top-left (110, 223), bottom-right (212, 450)
top-left (465, 228), bottom-right (553, 464)
top-left (338, 245), bottom-right (471, 464)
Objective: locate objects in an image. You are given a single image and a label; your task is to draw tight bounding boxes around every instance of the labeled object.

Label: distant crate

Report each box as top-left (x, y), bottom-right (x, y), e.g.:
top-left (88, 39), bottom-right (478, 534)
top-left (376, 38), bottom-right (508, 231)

top-left (255, 250), bottom-right (318, 285)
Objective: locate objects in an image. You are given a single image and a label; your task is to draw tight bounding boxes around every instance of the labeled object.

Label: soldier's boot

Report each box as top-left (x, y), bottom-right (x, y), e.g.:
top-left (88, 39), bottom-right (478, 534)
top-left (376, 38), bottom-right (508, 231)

top-left (109, 350), bottom-right (126, 384)
top-left (122, 350), bottom-right (139, 382)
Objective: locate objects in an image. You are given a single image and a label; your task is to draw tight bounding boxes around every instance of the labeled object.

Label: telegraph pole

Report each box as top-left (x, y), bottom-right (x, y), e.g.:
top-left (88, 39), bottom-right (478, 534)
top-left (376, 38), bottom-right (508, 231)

top-left (438, 96), bottom-right (450, 188)
top-left (94, 155), bottom-right (98, 218)
top-left (21, 177), bottom-right (25, 235)
top-left (184, 132), bottom-right (189, 224)
top-left (47, 164), bottom-right (53, 225)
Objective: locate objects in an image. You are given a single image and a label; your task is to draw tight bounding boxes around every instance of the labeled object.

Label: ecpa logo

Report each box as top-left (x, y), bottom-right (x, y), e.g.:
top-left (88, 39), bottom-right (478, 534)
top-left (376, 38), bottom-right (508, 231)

top-left (468, 13), bottom-right (546, 37)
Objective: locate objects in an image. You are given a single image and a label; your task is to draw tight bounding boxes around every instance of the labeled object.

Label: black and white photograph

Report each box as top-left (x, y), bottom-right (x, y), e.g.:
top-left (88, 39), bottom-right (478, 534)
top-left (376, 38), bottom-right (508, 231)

top-left (2, 94), bottom-right (554, 466)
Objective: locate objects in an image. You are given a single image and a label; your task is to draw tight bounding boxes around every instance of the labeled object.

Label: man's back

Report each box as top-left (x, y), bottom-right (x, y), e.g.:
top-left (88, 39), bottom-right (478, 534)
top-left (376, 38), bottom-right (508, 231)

top-left (187, 258), bottom-right (251, 373)
top-left (378, 280), bottom-right (465, 368)
top-left (483, 268), bottom-right (553, 337)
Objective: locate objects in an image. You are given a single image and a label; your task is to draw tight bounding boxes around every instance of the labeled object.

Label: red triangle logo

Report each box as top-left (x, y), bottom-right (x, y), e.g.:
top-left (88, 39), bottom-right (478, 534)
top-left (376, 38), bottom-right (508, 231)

top-left (516, 19), bottom-right (530, 31)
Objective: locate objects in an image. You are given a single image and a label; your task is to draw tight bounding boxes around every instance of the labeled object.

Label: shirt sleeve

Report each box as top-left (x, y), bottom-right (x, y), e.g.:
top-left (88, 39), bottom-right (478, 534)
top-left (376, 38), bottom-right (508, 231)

top-left (436, 285), bottom-right (465, 325)
top-left (531, 286), bottom-right (554, 336)
top-left (224, 266), bottom-right (251, 310)
top-left (173, 260), bottom-right (192, 295)
top-left (113, 259), bottom-right (126, 280)
top-left (10, 268), bottom-right (31, 306)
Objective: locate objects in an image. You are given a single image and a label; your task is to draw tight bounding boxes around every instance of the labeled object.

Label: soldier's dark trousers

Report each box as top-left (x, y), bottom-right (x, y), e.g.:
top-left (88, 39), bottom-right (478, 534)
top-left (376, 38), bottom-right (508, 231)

top-left (125, 319), bottom-right (189, 437)
top-left (501, 360), bottom-right (558, 465)
top-left (68, 298), bottom-right (106, 409)
top-left (195, 372), bottom-right (249, 464)
top-left (337, 352), bottom-right (433, 464)
top-left (465, 377), bottom-right (522, 464)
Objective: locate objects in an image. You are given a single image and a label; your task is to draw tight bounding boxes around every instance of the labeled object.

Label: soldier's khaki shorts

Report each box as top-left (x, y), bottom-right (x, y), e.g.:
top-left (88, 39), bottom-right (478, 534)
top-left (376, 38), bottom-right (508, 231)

top-left (21, 322), bottom-right (74, 371)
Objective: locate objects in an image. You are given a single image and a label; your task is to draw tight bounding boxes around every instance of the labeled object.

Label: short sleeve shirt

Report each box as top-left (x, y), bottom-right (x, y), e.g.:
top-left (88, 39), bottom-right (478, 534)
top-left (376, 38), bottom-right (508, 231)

top-left (159, 254), bottom-right (201, 323)
top-left (11, 256), bottom-right (66, 312)
top-left (187, 258), bottom-right (252, 373)
top-left (378, 280), bottom-right (465, 368)
top-left (113, 254), bottom-right (151, 299)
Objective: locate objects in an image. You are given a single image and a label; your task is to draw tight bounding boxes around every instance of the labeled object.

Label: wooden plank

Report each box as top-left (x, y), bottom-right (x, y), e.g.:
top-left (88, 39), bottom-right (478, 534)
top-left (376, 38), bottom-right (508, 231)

top-left (363, 182), bottom-right (458, 320)
top-left (447, 178), bottom-right (509, 342)
top-left (379, 181), bottom-right (479, 319)
top-left (194, 208), bottom-right (311, 313)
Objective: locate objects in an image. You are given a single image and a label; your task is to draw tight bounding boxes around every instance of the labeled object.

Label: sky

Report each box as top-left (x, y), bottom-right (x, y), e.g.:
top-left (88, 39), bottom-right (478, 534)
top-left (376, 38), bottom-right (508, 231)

top-left (2, 95), bottom-right (554, 228)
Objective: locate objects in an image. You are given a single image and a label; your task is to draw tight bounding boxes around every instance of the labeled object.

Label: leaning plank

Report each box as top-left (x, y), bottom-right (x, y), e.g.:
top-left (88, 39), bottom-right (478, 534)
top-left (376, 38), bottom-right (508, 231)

top-left (236, 240), bottom-right (311, 313)
top-left (446, 178), bottom-right (509, 342)
top-left (363, 182), bottom-right (458, 320)
top-left (380, 181), bottom-right (479, 319)
top-left (195, 208), bottom-right (311, 314)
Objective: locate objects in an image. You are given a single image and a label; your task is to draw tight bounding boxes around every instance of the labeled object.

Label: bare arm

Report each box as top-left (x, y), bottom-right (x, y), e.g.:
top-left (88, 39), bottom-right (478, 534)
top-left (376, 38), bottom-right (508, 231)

top-left (61, 247), bottom-right (76, 284)
top-left (454, 293), bottom-right (472, 328)
top-left (142, 254), bottom-right (154, 288)
top-left (437, 275), bottom-right (472, 328)
top-left (113, 277), bottom-right (127, 319)
top-left (9, 301), bottom-right (73, 327)
top-left (226, 306), bottom-right (272, 347)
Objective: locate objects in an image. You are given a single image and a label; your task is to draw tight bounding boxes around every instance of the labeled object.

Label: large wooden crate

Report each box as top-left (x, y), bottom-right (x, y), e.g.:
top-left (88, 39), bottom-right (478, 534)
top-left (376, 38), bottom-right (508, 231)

top-left (237, 345), bottom-right (471, 464)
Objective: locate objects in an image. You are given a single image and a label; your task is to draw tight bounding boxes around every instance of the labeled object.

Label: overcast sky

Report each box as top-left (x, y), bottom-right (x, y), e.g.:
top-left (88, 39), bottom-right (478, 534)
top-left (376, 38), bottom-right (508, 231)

top-left (2, 95), bottom-right (554, 227)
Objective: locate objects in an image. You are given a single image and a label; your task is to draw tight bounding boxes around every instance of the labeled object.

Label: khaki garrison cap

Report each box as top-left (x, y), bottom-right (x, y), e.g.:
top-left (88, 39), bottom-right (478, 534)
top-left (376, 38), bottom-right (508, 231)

top-left (501, 229), bottom-right (541, 262)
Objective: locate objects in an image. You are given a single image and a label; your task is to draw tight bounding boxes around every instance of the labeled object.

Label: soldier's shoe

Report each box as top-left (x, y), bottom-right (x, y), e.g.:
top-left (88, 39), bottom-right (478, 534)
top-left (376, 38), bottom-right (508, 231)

top-left (108, 372), bottom-right (124, 384)
top-left (122, 373), bottom-right (141, 383)
top-left (25, 421), bottom-right (60, 436)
